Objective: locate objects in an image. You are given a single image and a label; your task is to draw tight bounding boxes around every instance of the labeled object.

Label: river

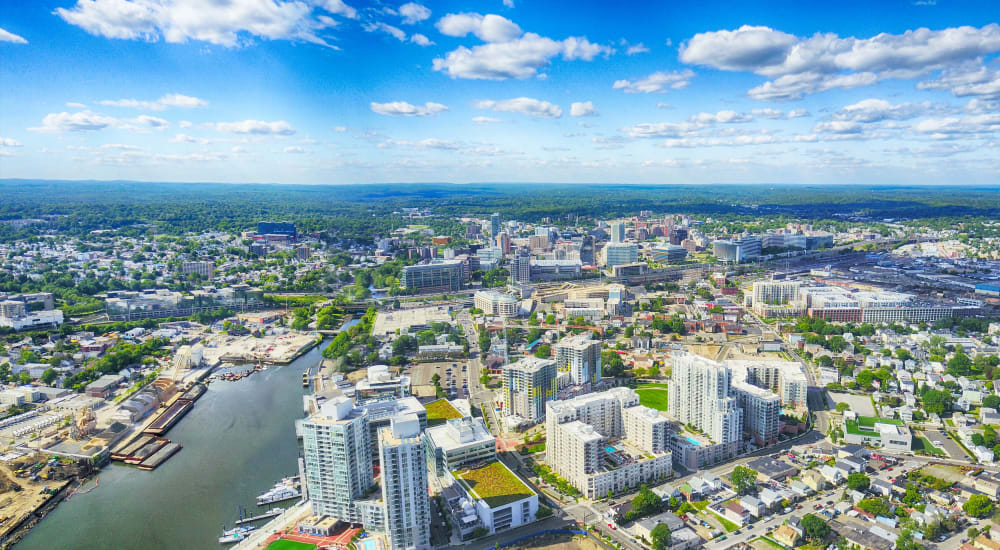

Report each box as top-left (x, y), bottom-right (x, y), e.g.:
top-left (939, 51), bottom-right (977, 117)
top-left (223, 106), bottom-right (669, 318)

top-left (15, 341), bottom-right (324, 550)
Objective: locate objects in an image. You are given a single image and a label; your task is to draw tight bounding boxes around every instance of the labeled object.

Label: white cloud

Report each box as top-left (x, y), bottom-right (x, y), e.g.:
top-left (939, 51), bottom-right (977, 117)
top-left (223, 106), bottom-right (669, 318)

top-left (690, 110), bottom-right (753, 124)
top-left (399, 3), bottom-right (430, 25)
top-left (436, 13), bottom-right (521, 43)
top-left (570, 101), bottom-right (597, 117)
top-left (472, 116), bottom-right (500, 124)
top-left (65, 102), bottom-right (87, 108)
top-left (380, 138), bottom-right (460, 150)
top-left (283, 146), bottom-right (306, 153)
top-left (126, 114), bottom-right (169, 129)
top-left (750, 107), bottom-right (811, 119)
top-left (100, 93), bottom-right (207, 111)
top-left (333, 125), bottom-right (348, 132)
top-left (788, 108), bottom-right (809, 118)
top-left (813, 120), bottom-right (864, 134)
top-left (625, 42), bottom-right (649, 55)
top-left (918, 63), bottom-right (1000, 98)
top-left (410, 33), bottom-right (433, 46)
top-left (370, 101), bottom-right (448, 116)
top-left (657, 135), bottom-right (779, 148)
top-left (619, 121), bottom-right (703, 138)
top-left (503, 0), bottom-right (514, 7)
top-left (613, 70), bottom-right (694, 93)
top-left (169, 133), bottom-right (210, 144)
top-left (831, 98), bottom-right (933, 123)
top-left (207, 120), bottom-right (296, 135)
top-left (913, 113), bottom-right (1000, 136)
top-left (365, 22), bottom-right (406, 41)
top-left (656, 103), bottom-right (673, 109)
top-left (29, 110), bottom-right (118, 132)
top-left (100, 143), bottom-right (142, 150)
top-left (0, 27), bottom-right (28, 44)
top-left (1, 137), bottom-right (23, 147)
top-left (54, 0), bottom-right (356, 48)
top-left (432, 14), bottom-right (611, 80)
top-left (679, 24), bottom-right (1000, 99)
top-left (475, 97), bottom-right (562, 118)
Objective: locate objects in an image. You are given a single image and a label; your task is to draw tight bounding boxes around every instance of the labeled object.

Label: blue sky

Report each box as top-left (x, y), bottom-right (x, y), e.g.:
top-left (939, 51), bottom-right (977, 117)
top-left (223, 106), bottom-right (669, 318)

top-left (1, 0), bottom-right (998, 185)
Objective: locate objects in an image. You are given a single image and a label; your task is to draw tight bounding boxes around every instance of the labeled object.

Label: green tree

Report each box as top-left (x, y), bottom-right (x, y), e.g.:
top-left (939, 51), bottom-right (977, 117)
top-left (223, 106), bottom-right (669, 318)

top-left (836, 402), bottom-right (851, 413)
top-left (650, 523), bottom-right (671, 550)
top-left (847, 473), bottom-right (870, 492)
top-left (963, 494), bottom-right (995, 518)
top-left (730, 465), bottom-right (758, 495)
top-left (983, 394), bottom-right (1000, 410)
top-left (40, 368), bottom-right (58, 385)
top-left (801, 513), bottom-right (831, 541)
top-left (632, 485), bottom-right (662, 517)
top-left (534, 344), bottom-right (551, 358)
top-left (947, 352), bottom-right (973, 376)
top-left (922, 389), bottom-right (953, 415)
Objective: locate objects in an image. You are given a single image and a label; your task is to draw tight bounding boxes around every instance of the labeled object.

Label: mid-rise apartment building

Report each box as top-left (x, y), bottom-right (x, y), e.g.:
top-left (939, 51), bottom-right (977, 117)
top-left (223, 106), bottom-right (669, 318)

top-left (502, 356), bottom-right (557, 423)
top-left (667, 352), bottom-right (743, 445)
top-left (552, 333), bottom-right (602, 386)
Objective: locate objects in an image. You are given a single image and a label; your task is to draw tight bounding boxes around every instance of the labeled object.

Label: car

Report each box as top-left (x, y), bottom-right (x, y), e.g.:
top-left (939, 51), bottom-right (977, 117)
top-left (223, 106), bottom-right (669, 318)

top-left (733, 530), bottom-right (741, 535)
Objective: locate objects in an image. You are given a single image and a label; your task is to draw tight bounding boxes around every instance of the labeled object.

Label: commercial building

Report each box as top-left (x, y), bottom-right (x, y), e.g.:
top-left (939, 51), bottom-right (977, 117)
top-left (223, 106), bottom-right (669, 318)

top-left (474, 290), bottom-right (518, 317)
top-left (355, 365), bottom-right (411, 404)
top-left (510, 250), bottom-right (532, 284)
top-left (841, 411), bottom-right (911, 452)
top-left (379, 414), bottom-right (431, 550)
top-left (712, 237), bottom-right (761, 263)
top-left (257, 221), bottom-right (297, 240)
top-left (451, 461), bottom-right (538, 535)
top-left (579, 235), bottom-right (596, 266)
top-left (650, 244), bottom-right (688, 263)
top-left (530, 259), bottom-right (582, 281)
top-left (401, 260), bottom-right (465, 293)
top-left (181, 261), bottom-right (215, 279)
top-left (552, 333), bottom-right (602, 386)
top-left (502, 356), bottom-right (557, 424)
top-left (546, 388), bottom-right (673, 498)
top-left (669, 227), bottom-right (688, 246)
top-left (603, 243), bottom-right (639, 267)
top-left (425, 416), bottom-right (496, 476)
top-left (610, 222), bottom-right (626, 243)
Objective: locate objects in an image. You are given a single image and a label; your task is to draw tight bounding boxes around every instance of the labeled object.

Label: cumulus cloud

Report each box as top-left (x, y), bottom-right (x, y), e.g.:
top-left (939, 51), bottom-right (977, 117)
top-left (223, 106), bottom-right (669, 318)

top-left (370, 101), bottom-right (448, 116)
top-left (365, 22), bottom-right (406, 41)
top-left (29, 110), bottom-right (118, 132)
top-left (918, 63), bottom-right (1000, 98)
top-left (410, 33), bottom-right (433, 46)
top-left (472, 116), bottom-right (500, 124)
top-left (207, 120), bottom-right (296, 135)
top-left (436, 13), bottom-right (521, 42)
top-left (283, 146), bottom-right (306, 153)
top-left (475, 97), bottom-right (562, 118)
top-left (399, 2), bottom-right (430, 24)
top-left (432, 13), bottom-right (611, 80)
top-left (751, 107), bottom-right (811, 119)
top-left (503, 0), bottom-right (514, 7)
top-left (570, 101), bottom-right (597, 117)
top-left (0, 27), bottom-right (28, 44)
top-left (380, 138), bottom-right (460, 150)
top-left (100, 93), bottom-right (207, 111)
top-left (657, 135), bottom-right (780, 148)
top-left (679, 24), bottom-right (1000, 100)
top-left (170, 133), bottom-right (210, 144)
top-left (690, 110), bottom-right (752, 123)
top-left (831, 98), bottom-right (934, 123)
top-left (619, 121), bottom-right (703, 138)
top-left (613, 70), bottom-right (694, 93)
top-left (1, 137), bottom-right (23, 147)
top-left (913, 113), bottom-right (1000, 136)
top-left (54, 0), bottom-right (357, 48)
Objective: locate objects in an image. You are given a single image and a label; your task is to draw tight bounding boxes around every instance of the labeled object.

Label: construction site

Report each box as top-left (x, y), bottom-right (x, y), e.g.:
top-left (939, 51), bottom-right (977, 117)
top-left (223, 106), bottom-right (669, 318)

top-left (0, 452), bottom-right (94, 549)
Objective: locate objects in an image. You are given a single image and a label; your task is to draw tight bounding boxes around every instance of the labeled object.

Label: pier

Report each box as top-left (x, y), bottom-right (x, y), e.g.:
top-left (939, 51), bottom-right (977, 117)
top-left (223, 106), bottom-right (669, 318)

top-left (234, 508), bottom-right (285, 525)
top-left (143, 399), bottom-right (194, 436)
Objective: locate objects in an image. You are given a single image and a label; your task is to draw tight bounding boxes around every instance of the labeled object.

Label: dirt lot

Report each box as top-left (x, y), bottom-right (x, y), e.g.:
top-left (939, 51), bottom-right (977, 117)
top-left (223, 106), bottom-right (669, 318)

top-left (0, 454), bottom-right (86, 544)
top-left (920, 463), bottom-right (970, 483)
top-left (507, 531), bottom-right (605, 550)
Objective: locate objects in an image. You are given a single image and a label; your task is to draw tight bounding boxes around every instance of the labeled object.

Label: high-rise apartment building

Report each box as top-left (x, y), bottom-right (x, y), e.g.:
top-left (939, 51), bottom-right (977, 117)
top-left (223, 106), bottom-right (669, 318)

top-left (300, 396), bottom-right (375, 523)
top-left (610, 222), bottom-right (626, 243)
top-left (379, 414), bottom-right (431, 550)
top-left (181, 261), bottom-right (215, 279)
top-left (552, 333), bottom-right (602, 386)
top-left (490, 213), bottom-right (501, 238)
top-left (502, 356), bottom-right (557, 423)
top-left (510, 250), bottom-right (531, 284)
top-left (667, 352), bottom-right (743, 444)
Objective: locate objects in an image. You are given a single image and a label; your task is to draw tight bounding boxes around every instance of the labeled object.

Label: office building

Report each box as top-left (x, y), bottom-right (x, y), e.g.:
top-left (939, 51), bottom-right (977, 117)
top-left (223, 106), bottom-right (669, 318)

top-left (650, 244), bottom-right (688, 263)
top-left (668, 227), bottom-right (688, 246)
top-left (546, 388), bottom-right (672, 498)
top-left (490, 213), bottom-right (501, 238)
top-left (552, 333), bottom-right (602, 386)
top-left (610, 222), bottom-right (626, 243)
top-left (181, 261), bottom-right (215, 279)
top-left (495, 232), bottom-right (511, 255)
top-left (667, 352), bottom-right (742, 444)
top-left (355, 365), bottom-right (411, 404)
top-left (379, 414), bottom-right (431, 550)
top-left (474, 290), bottom-right (518, 317)
top-left (401, 260), bottom-right (464, 293)
top-left (712, 237), bottom-right (761, 263)
top-left (257, 221), bottom-right (297, 240)
top-left (502, 356), bottom-right (557, 423)
top-left (579, 235), bottom-right (595, 266)
top-left (602, 243), bottom-right (638, 267)
top-left (425, 416), bottom-right (496, 476)
top-left (530, 259), bottom-right (581, 281)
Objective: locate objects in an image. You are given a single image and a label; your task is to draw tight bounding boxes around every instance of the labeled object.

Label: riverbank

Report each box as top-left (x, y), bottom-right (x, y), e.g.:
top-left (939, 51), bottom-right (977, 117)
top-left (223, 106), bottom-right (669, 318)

top-left (14, 341), bottom-right (324, 550)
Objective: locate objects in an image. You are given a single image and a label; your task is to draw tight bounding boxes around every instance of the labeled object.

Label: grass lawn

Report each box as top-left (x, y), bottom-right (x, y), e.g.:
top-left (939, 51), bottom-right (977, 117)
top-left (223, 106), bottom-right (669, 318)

top-left (692, 500), bottom-right (709, 511)
top-left (754, 536), bottom-right (785, 550)
top-left (456, 461), bottom-right (534, 508)
top-left (265, 541), bottom-right (317, 550)
top-left (912, 436), bottom-right (946, 456)
top-left (424, 399), bottom-right (463, 424)
top-left (637, 383), bottom-right (669, 388)
top-left (636, 388), bottom-right (669, 411)
top-left (711, 511), bottom-right (740, 532)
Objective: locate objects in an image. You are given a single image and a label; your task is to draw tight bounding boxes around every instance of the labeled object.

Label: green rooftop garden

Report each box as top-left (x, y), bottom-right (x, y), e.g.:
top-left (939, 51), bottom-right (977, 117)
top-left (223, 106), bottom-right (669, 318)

top-left (456, 461), bottom-right (535, 508)
top-left (425, 399), bottom-right (463, 425)
top-left (845, 415), bottom-right (903, 436)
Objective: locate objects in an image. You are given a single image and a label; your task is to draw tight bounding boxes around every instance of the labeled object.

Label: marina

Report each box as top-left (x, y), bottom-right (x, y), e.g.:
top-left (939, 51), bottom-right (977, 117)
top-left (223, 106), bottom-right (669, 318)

top-left (255, 477), bottom-right (301, 506)
top-left (234, 507), bottom-right (286, 526)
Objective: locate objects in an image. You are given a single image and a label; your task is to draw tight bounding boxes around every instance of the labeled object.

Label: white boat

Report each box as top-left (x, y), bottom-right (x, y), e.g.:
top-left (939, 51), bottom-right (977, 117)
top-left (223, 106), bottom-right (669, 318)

top-left (218, 525), bottom-right (257, 544)
top-left (256, 479), bottom-right (301, 506)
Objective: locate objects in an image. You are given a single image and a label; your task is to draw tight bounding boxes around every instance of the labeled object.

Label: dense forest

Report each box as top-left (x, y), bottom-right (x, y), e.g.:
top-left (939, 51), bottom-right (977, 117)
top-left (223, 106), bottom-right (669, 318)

top-left (1, 180), bottom-right (998, 243)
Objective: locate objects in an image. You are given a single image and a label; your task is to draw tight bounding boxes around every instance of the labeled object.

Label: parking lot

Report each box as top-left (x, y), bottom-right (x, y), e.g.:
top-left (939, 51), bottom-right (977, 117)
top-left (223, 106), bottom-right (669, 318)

top-left (921, 428), bottom-right (967, 460)
top-left (406, 360), bottom-right (471, 399)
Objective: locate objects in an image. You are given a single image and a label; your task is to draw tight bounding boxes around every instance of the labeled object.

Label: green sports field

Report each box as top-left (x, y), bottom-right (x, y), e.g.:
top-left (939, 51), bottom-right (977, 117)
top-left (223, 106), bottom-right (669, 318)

top-left (265, 540), bottom-right (317, 550)
top-left (636, 386), bottom-right (669, 411)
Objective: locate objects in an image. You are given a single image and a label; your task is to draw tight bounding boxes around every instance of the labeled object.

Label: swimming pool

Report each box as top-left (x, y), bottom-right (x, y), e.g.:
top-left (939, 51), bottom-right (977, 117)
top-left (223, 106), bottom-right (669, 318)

top-left (605, 446), bottom-right (617, 453)
top-left (358, 539), bottom-right (378, 550)
top-left (685, 437), bottom-right (701, 446)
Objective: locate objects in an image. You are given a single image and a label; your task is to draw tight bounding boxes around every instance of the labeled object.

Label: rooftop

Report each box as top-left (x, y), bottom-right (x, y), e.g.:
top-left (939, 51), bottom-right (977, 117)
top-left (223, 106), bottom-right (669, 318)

top-left (425, 399), bottom-right (464, 423)
top-left (455, 461), bottom-right (535, 508)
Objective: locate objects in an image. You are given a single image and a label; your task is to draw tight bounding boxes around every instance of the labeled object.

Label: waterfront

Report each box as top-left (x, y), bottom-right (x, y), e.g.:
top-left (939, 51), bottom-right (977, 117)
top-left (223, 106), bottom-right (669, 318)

top-left (15, 342), bottom-right (324, 550)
